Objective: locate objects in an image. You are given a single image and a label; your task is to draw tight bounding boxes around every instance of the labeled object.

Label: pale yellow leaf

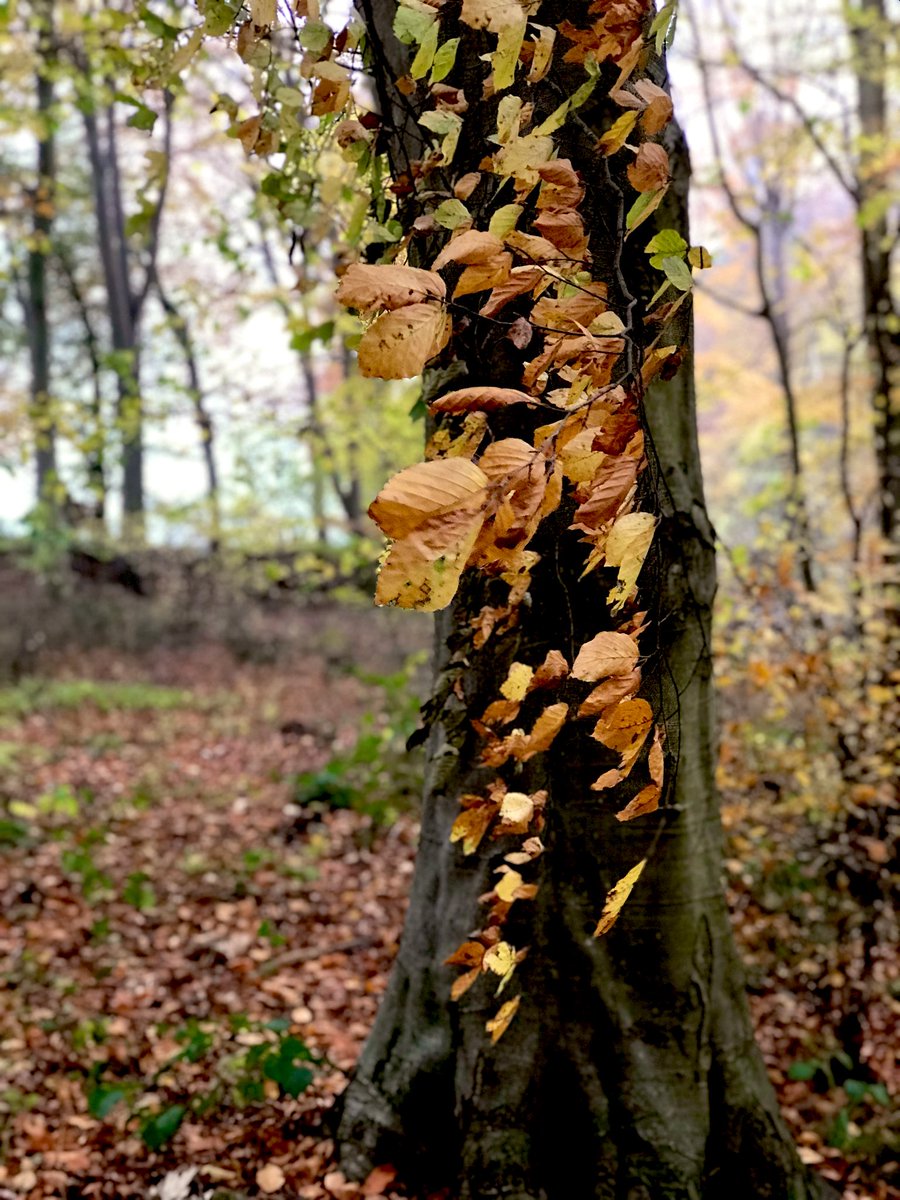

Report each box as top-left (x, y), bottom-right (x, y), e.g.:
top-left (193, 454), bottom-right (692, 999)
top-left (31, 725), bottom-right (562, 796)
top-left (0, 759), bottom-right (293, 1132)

top-left (605, 510), bottom-right (655, 612)
top-left (483, 941), bottom-right (516, 976)
top-left (450, 804), bottom-right (497, 854)
top-left (592, 697), bottom-right (653, 765)
top-left (598, 110), bottom-right (637, 155)
top-left (593, 859), bottom-right (646, 937)
top-left (376, 506), bottom-right (485, 611)
top-left (498, 790), bottom-right (534, 825)
top-left (527, 24), bottom-right (555, 82)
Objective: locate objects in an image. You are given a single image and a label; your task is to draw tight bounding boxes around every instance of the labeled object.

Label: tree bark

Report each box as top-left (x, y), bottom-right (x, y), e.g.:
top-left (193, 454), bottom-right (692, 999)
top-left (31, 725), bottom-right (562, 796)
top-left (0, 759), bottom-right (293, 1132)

top-left (25, 0), bottom-right (58, 511)
top-left (336, 4), bottom-right (832, 1197)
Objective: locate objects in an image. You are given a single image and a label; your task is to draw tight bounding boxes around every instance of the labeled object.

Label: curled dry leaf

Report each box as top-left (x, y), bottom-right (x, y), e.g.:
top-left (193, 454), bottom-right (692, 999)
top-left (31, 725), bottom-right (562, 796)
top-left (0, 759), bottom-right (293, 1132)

top-left (627, 142), bottom-right (670, 193)
top-left (578, 668), bottom-right (641, 716)
top-left (433, 229), bottom-right (505, 270)
top-left (374, 505), bottom-right (485, 610)
top-left (357, 303), bottom-right (451, 379)
top-left (431, 386), bottom-right (538, 413)
top-left (634, 79), bottom-right (674, 134)
top-left (336, 263), bottom-right (446, 312)
top-left (571, 631), bottom-right (639, 681)
top-left (593, 859), bottom-right (646, 937)
top-left (616, 725), bottom-right (665, 821)
top-left (485, 995), bottom-right (521, 1043)
top-left (498, 790), bottom-right (534, 827)
top-left (483, 940), bottom-right (516, 976)
top-left (450, 797), bottom-right (500, 853)
top-left (495, 868), bottom-right (524, 902)
top-left (531, 649), bottom-right (569, 689)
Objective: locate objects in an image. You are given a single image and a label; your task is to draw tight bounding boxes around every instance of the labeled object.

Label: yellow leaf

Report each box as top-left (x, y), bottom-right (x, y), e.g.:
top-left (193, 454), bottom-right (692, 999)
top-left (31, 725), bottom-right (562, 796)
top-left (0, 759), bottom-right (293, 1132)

top-left (445, 940), bottom-right (486, 967)
top-left (495, 868), bottom-right (524, 902)
top-left (598, 110), bottom-right (638, 155)
top-left (571, 631), bottom-right (639, 681)
top-left (370, 457), bottom-right (489, 537)
top-left (357, 304), bottom-right (451, 379)
top-left (500, 662), bottom-right (534, 701)
top-left (433, 229), bottom-right (505, 270)
top-left (489, 203), bottom-right (524, 236)
top-left (615, 782), bottom-right (659, 822)
top-left (336, 263), bottom-right (446, 313)
top-left (527, 24), bottom-right (555, 82)
top-left (450, 803), bottom-right (497, 853)
top-left (493, 132), bottom-right (555, 186)
top-left (592, 697), bottom-right (653, 765)
top-left (688, 245), bottom-right (713, 269)
top-left (604, 511), bottom-right (655, 612)
top-left (454, 253), bottom-right (513, 298)
top-left (483, 941), bottom-right (516, 975)
top-left (376, 506), bottom-right (486, 611)
top-left (250, 0), bottom-right (276, 24)
top-left (485, 995), bottom-right (520, 1043)
top-left (593, 859), bottom-right (646, 937)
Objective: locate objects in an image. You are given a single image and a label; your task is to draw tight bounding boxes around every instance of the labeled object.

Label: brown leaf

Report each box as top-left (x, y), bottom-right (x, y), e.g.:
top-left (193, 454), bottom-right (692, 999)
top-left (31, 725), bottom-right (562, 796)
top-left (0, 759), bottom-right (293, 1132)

top-left (635, 79), bottom-right (673, 134)
top-left (485, 995), bottom-right (520, 1042)
top-left (431, 386), bottom-right (537, 414)
top-left (572, 631), bottom-right (639, 681)
top-left (627, 142), bottom-right (670, 193)
top-left (257, 1163), bottom-right (286, 1194)
top-left (336, 263), bottom-right (446, 312)
top-left (370, 458), bottom-right (488, 538)
top-left (578, 669), bottom-right (641, 716)
top-left (433, 229), bottom-right (505, 270)
top-left (357, 304), bottom-right (451, 379)
top-left (363, 1165), bottom-right (398, 1196)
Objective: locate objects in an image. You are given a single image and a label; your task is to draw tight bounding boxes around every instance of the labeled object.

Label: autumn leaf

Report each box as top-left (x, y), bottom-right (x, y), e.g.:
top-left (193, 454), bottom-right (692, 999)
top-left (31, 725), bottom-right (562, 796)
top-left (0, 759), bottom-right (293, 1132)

top-left (363, 1165), bottom-right (399, 1196)
top-left (578, 669), bottom-right (641, 716)
top-left (375, 506), bottom-right (486, 610)
top-left (498, 790), bottom-right (534, 826)
top-left (370, 458), bottom-right (489, 538)
top-left (485, 995), bottom-right (520, 1043)
top-left (616, 726), bottom-right (664, 821)
top-left (627, 143), bottom-right (670, 193)
top-left (571, 631), bottom-right (640, 681)
top-left (433, 229), bottom-right (505, 270)
top-left (599, 110), bottom-right (638, 155)
top-left (635, 79), bottom-right (673, 134)
top-left (592, 697), bottom-right (653, 770)
top-left (501, 662), bottom-right (534, 701)
top-left (357, 304), bottom-right (451, 379)
top-left (495, 867), bottom-right (524, 902)
top-left (531, 649), bottom-right (569, 689)
top-left (604, 511), bottom-right (656, 611)
top-left (256, 1163), bottom-right (286, 1194)
top-left (450, 802), bottom-right (498, 854)
top-left (593, 859), bottom-right (646, 937)
top-left (445, 940), bottom-right (486, 968)
top-left (431, 386), bottom-right (538, 413)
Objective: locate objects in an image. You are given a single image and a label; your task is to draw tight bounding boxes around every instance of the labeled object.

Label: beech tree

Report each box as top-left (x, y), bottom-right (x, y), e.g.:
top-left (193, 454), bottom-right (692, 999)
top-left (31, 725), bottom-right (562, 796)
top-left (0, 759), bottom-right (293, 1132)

top-left (167, 0), bottom-right (837, 1194)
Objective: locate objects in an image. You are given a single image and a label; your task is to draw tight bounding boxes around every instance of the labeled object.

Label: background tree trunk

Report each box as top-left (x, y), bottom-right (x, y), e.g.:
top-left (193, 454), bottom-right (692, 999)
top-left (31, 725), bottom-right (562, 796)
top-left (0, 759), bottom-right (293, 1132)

top-left (336, 3), bottom-right (832, 1198)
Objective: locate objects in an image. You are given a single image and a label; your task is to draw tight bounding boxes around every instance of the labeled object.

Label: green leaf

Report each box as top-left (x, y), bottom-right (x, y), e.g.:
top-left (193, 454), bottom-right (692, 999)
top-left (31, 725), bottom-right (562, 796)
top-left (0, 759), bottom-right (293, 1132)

top-left (431, 37), bottom-right (459, 83)
top-left (140, 5), bottom-right (180, 40)
top-left (433, 199), bottom-right (471, 230)
top-left (88, 1085), bottom-right (127, 1120)
top-left (393, 3), bottom-right (435, 45)
top-left (625, 188), bottom-right (662, 233)
top-left (202, 0), bottom-right (241, 35)
top-left (787, 1060), bottom-right (818, 1081)
top-left (646, 228), bottom-right (687, 268)
top-left (489, 204), bottom-right (523, 237)
top-left (410, 18), bottom-right (438, 78)
top-left (660, 255), bottom-right (693, 292)
top-left (127, 105), bottom-right (158, 133)
top-left (140, 1104), bottom-right (187, 1151)
top-left (300, 20), bottom-right (332, 54)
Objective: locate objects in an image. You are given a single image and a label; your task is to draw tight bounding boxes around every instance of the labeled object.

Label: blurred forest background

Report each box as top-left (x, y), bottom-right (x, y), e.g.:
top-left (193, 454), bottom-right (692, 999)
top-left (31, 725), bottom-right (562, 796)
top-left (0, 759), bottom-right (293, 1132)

top-left (0, 1), bottom-right (896, 1198)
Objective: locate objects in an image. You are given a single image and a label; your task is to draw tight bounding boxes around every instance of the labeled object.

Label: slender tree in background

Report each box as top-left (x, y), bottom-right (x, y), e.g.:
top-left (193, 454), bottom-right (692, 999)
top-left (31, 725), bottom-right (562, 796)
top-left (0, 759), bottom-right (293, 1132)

top-left (21, 0), bottom-right (58, 514)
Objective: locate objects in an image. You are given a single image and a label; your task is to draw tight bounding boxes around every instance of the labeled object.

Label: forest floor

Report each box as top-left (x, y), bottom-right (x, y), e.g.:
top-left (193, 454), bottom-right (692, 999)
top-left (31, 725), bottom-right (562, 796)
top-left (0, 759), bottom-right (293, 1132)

top-left (0, 620), bottom-right (896, 1200)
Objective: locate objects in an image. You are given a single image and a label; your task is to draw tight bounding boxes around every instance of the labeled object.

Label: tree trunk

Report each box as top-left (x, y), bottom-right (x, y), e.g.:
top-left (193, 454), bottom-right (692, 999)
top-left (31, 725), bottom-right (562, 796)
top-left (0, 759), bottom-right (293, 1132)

top-left (336, 4), bottom-right (830, 1199)
top-left (26, 0), bottom-right (58, 511)
top-left (850, 0), bottom-right (899, 550)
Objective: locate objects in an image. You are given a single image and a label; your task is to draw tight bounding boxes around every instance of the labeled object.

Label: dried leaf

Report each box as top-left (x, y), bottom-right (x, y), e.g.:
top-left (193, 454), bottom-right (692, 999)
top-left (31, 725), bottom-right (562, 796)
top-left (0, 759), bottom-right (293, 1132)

top-left (363, 1165), bottom-right (399, 1196)
top-left (627, 143), bottom-right (670, 193)
top-left (578, 668), bottom-right (641, 716)
top-left (485, 995), bottom-right (520, 1042)
top-left (450, 803), bottom-right (497, 854)
top-left (598, 110), bottom-right (638, 155)
top-left (593, 859), bottom-right (646, 937)
top-left (256, 1163), bottom-right (286, 1194)
top-left (605, 511), bottom-right (656, 612)
top-left (375, 505), bottom-right (485, 611)
top-left (433, 229), bottom-right (504, 270)
top-left (501, 662), bottom-right (534, 701)
top-left (495, 868), bottom-right (524, 902)
top-left (358, 304), bottom-right (451, 379)
top-left (592, 697), bottom-right (653, 766)
top-left (498, 790), bottom-right (534, 826)
top-left (635, 79), bottom-right (673, 134)
top-left (431, 386), bottom-right (536, 414)
top-left (370, 458), bottom-right (488, 538)
top-left (572, 631), bottom-right (639, 681)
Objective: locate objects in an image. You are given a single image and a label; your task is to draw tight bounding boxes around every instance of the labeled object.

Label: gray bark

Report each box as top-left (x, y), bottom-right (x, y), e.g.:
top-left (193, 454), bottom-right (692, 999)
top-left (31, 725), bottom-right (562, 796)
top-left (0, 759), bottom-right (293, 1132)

top-left (335, 4), bottom-right (832, 1197)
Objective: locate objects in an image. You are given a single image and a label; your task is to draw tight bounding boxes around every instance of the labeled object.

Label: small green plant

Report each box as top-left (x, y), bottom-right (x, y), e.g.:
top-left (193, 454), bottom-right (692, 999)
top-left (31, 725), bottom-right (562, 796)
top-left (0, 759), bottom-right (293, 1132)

top-left (122, 871), bottom-right (157, 912)
top-left (789, 1055), bottom-right (892, 1149)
